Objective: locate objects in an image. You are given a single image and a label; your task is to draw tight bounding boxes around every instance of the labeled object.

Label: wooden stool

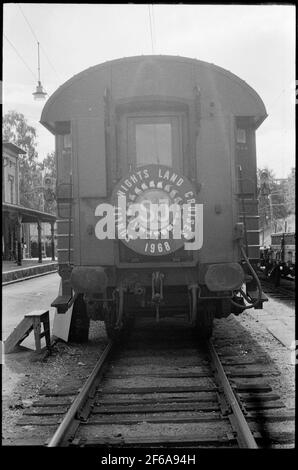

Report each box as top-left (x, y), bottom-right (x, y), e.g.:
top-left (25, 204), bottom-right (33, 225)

top-left (25, 311), bottom-right (51, 353)
top-left (4, 310), bottom-right (51, 354)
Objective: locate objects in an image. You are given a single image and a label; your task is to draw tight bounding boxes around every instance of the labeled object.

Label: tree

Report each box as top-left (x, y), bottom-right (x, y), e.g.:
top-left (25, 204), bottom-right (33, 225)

top-left (257, 167), bottom-right (289, 230)
top-left (3, 110), bottom-right (43, 210)
top-left (39, 151), bottom-right (57, 215)
top-left (285, 168), bottom-right (295, 215)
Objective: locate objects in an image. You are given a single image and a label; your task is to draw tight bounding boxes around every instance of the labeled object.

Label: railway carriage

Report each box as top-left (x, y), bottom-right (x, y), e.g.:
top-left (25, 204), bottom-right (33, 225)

top-left (41, 55), bottom-right (267, 340)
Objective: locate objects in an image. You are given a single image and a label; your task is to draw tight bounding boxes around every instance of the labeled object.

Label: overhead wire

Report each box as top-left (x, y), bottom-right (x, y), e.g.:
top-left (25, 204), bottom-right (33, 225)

top-left (17, 3), bottom-right (61, 81)
top-left (147, 5), bottom-right (159, 163)
top-left (17, 3), bottom-right (39, 42)
top-left (148, 4), bottom-right (155, 54)
top-left (4, 33), bottom-right (37, 80)
top-left (268, 79), bottom-right (295, 110)
top-left (151, 4), bottom-right (157, 52)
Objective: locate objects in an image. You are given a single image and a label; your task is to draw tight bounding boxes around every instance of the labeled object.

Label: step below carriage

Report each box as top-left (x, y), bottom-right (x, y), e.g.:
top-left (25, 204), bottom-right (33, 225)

top-left (41, 55), bottom-right (268, 340)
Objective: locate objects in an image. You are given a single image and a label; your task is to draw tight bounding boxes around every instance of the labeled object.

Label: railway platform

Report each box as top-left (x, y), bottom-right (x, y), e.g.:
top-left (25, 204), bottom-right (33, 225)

top-left (2, 258), bottom-right (58, 285)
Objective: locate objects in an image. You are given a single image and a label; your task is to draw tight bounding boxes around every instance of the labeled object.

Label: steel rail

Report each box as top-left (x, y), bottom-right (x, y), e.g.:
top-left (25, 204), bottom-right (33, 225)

top-left (47, 340), bottom-right (115, 447)
top-left (206, 340), bottom-right (258, 448)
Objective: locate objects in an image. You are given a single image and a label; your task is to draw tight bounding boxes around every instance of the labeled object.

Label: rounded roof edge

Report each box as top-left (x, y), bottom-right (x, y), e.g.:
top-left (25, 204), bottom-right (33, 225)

top-left (41, 54), bottom-right (267, 128)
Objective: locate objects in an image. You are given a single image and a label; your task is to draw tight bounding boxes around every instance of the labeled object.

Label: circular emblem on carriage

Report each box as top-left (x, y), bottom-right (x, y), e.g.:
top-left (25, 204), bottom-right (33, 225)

top-left (112, 164), bottom-right (197, 256)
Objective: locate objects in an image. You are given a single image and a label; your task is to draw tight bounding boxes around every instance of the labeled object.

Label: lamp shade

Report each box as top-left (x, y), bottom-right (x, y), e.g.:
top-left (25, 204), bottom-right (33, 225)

top-left (33, 81), bottom-right (47, 100)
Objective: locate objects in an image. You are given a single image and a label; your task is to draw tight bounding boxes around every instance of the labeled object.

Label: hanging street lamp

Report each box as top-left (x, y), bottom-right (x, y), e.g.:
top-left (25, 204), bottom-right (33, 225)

top-left (33, 42), bottom-right (47, 100)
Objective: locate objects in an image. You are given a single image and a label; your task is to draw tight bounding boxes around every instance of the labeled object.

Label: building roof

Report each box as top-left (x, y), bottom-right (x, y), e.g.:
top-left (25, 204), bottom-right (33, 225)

top-left (2, 202), bottom-right (56, 223)
top-left (3, 141), bottom-right (26, 155)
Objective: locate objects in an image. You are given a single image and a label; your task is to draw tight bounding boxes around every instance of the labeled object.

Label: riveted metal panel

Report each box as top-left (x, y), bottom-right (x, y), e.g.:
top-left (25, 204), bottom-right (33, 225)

top-left (195, 115), bottom-right (235, 263)
top-left (79, 197), bottom-right (115, 266)
top-left (76, 118), bottom-right (107, 197)
top-left (111, 57), bottom-right (195, 100)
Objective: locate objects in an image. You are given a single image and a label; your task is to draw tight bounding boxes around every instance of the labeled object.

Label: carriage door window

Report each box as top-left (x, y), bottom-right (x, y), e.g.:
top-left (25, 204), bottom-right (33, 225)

top-left (128, 116), bottom-right (181, 170)
top-left (57, 132), bottom-right (72, 182)
top-left (136, 123), bottom-right (172, 166)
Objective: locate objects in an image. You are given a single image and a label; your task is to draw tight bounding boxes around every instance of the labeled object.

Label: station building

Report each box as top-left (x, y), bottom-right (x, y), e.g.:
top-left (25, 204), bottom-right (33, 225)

top-left (2, 141), bottom-right (57, 265)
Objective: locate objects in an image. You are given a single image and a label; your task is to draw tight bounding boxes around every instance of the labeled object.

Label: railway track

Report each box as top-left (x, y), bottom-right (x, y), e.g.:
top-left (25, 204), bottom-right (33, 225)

top-left (260, 278), bottom-right (295, 302)
top-left (29, 318), bottom-right (292, 449)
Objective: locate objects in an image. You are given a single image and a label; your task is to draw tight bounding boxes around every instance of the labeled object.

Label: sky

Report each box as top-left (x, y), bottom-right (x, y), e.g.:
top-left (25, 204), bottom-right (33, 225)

top-left (3, 3), bottom-right (296, 179)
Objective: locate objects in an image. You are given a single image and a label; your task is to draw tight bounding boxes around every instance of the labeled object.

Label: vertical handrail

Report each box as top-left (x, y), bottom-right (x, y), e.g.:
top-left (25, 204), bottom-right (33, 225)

top-left (68, 174), bottom-right (73, 264)
top-left (238, 165), bottom-right (249, 257)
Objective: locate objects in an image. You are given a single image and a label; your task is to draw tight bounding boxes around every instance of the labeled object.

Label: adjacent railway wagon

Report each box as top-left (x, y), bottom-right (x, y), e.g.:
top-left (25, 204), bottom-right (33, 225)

top-left (41, 55), bottom-right (267, 340)
top-left (260, 231), bottom-right (295, 285)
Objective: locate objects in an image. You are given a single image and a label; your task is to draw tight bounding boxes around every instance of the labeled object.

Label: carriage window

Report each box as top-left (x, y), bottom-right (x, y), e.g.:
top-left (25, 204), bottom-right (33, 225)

top-left (135, 123), bottom-right (172, 167)
top-left (125, 114), bottom-right (182, 172)
top-left (63, 133), bottom-right (72, 149)
top-left (236, 128), bottom-right (246, 144)
top-left (57, 133), bottom-right (72, 183)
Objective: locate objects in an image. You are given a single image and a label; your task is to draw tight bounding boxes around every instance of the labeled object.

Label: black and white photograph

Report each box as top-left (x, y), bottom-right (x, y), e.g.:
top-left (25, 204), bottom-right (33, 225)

top-left (2, 3), bottom-right (295, 454)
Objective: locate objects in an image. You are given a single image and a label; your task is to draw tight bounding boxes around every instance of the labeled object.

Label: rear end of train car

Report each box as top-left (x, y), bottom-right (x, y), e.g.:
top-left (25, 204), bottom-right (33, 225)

top-left (41, 55), bottom-right (268, 340)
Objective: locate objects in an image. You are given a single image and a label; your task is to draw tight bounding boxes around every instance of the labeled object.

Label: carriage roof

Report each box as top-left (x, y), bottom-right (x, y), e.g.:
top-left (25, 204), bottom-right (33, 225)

top-left (41, 55), bottom-right (267, 134)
